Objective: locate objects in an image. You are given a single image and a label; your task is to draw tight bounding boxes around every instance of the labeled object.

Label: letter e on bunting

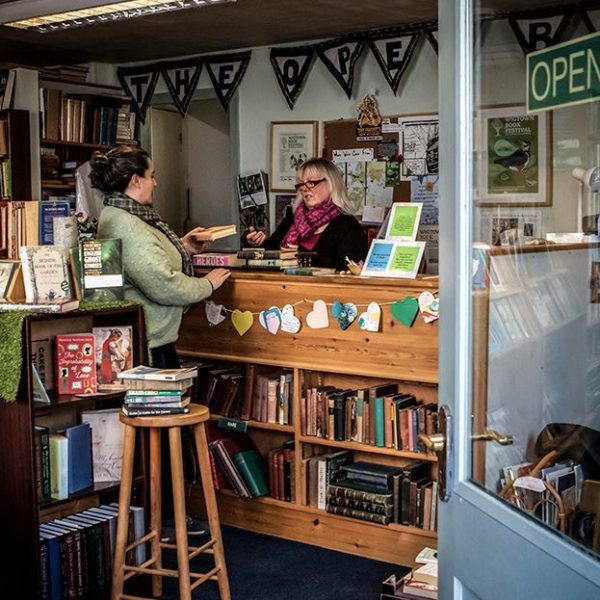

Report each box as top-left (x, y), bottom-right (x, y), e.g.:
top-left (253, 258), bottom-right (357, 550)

top-left (205, 51), bottom-right (251, 110)
top-left (368, 30), bottom-right (421, 94)
top-left (270, 46), bottom-right (316, 109)
top-left (117, 66), bottom-right (159, 124)
top-left (509, 6), bottom-right (576, 54)
top-left (317, 37), bottom-right (364, 98)
top-left (161, 58), bottom-right (203, 117)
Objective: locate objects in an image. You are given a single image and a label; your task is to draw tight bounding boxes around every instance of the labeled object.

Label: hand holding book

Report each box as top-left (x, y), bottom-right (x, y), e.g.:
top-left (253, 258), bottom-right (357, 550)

top-left (182, 225), bottom-right (237, 253)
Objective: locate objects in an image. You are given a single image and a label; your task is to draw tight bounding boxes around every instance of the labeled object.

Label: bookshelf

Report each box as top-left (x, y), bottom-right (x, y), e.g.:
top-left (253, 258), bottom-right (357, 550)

top-left (0, 305), bottom-right (147, 598)
top-left (0, 109), bottom-right (31, 200)
top-left (178, 270), bottom-right (439, 565)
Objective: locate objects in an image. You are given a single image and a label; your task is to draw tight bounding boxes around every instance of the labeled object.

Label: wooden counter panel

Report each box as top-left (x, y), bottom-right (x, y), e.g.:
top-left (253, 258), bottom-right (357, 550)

top-left (179, 274), bottom-right (439, 383)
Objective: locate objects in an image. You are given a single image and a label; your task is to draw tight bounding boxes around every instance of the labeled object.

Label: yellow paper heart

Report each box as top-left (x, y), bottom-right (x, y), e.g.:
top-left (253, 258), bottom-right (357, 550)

top-left (231, 309), bottom-right (254, 336)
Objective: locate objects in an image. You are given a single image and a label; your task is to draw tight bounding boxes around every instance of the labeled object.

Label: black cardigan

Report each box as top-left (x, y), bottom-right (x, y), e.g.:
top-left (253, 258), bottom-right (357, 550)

top-left (261, 207), bottom-right (368, 271)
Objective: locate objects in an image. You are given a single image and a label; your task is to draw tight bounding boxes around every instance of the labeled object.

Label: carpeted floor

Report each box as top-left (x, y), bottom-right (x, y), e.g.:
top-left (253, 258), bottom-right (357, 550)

top-left (156, 525), bottom-right (409, 600)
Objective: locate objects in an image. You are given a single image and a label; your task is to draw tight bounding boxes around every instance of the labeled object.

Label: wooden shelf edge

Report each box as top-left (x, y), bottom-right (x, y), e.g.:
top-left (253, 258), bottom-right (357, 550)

top-left (41, 139), bottom-right (113, 150)
top-left (298, 435), bottom-right (438, 461)
top-left (177, 349), bottom-right (439, 385)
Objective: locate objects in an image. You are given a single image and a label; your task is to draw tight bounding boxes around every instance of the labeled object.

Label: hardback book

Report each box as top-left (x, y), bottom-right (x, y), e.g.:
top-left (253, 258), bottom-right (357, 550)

top-left (49, 433), bottom-right (69, 500)
top-left (125, 397), bottom-right (190, 409)
top-left (55, 333), bottom-right (97, 394)
top-left (117, 377), bottom-right (195, 392)
top-left (199, 224), bottom-right (237, 242)
top-left (19, 245), bottom-right (72, 303)
top-left (38, 530), bottom-right (61, 600)
top-left (343, 461), bottom-right (403, 486)
top-left (326, 504), bottom-right (391, 525)
top-left (34, 424), bottom-right (51, 502)
top-left (80, 238), bottom-right (124, 301)
top-left (80, 408), bottom-right (124, 483)
top-left (233, 449), bottom-right (269, 497)
top-left (122, 405), bottom-right (190, 417)
top-left (237, 248), bottom-right (297, 260)
top-left (64, 422), bottom-right (93, 494)
top-left (192, 252), bottom-right (246, 268)
top-left (92, 326), bottom-right (133, 391)
top-left (117, 365), bottom-right (197, 382)
top-left (124, 389), bottom-right (184, 403)
top-left (0, 298), bottom-right (80, 313)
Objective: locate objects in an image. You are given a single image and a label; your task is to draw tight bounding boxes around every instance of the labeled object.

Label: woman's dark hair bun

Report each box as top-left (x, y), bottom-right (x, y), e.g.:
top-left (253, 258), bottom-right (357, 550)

top-left (89, 145), bottom-right (150, 194)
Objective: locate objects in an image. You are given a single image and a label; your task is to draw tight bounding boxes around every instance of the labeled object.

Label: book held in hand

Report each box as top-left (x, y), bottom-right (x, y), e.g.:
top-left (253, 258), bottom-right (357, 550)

top-left (199, 224), bottom-right (237, 242)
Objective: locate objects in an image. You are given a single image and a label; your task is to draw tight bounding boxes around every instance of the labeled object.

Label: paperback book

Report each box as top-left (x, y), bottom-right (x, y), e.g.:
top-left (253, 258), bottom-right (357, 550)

top-left (80, 238), bottom-right (124, 301)
top-left (117, 365), bottom-right (197, 382)
top-left (19, 245), bottom-right (72, 303)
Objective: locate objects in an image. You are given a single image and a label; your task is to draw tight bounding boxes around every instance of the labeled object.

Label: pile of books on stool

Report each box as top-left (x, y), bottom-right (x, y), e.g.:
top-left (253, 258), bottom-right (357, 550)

top-left (381, 547), bottom-right (438, 599)
top-left (117, 365), bottom-right (198, 417)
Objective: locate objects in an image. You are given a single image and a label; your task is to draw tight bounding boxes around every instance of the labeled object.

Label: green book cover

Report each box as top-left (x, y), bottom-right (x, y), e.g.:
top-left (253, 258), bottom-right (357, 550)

top-left (233, 449), bottom-right (269, 497)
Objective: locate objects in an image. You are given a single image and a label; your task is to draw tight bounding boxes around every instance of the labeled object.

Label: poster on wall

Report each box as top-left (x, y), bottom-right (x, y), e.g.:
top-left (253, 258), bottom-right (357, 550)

top-left (476, 105), bottom-right (552, 206)
top-left (269, 121), bottom-right (318, 192)
top-left (398, 114), bottom-right (439, 180)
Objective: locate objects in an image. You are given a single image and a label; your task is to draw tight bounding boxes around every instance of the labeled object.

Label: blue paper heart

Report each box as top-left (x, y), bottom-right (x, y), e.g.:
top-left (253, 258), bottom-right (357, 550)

top-left (332, 301), bottom-right (358, 330)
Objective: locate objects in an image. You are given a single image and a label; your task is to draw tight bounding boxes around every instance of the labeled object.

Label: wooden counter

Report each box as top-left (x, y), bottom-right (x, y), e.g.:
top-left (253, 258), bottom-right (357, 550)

top-left (178, 270), bottom-right (439, 564)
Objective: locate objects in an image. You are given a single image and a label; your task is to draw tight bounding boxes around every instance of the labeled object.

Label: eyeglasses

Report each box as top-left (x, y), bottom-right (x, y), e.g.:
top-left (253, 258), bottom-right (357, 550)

top-left (294, 178), bottom-right (326, 191)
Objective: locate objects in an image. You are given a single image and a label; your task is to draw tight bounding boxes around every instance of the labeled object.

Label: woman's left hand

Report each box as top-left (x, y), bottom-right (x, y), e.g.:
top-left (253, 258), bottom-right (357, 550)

top-left (182, 227), bottom-right (212, 254)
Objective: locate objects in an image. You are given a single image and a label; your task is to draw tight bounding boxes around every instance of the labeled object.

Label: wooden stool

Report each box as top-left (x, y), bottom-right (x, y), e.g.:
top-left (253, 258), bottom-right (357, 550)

top-left (111, 405), bottom-right (230, 600)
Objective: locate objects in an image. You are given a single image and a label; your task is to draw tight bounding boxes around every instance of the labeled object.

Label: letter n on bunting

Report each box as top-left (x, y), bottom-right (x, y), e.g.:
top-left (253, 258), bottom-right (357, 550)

top-left (270, 46), bottom-right (316, 109)
top-left (205, 51), bottom-right (252, 110)
top-left (117, 66), bottom-right (159, 124)
top-left (161, 58), bottom-right (203, 117)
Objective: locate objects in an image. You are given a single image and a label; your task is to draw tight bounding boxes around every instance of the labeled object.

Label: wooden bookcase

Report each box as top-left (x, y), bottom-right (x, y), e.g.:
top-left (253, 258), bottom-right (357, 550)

top-left (178, 271), bottom-right (439, 566)
top-left (0, 109), bottom-right (32, 201)
top-left (0, 304), bottom-right (147, 598)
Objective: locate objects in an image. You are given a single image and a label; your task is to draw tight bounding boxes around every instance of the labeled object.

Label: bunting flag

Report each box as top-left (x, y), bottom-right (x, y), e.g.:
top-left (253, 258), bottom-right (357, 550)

top-left (161, 58), bottom-right (203, 117)
top-left (116, 67), bottom-right (159, 124)
top-left (317, 38), bottom-right (365, 98)
top-left (205, 51), bottom-right (252, 110)
top-left (425, 27), bottom-right (438, 55)
top-left (270, 46), bottom-right (316, 109)
top-left (368, 31), bottom-right (421, 94)
top-left (509, 6), bottom-right (576, 53)
top-left (581, 7), bottom-right (600, 33)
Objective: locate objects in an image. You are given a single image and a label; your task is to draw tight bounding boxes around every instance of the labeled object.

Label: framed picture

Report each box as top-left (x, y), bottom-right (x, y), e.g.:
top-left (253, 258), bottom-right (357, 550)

top-left (384, 202), bottom-right (423, 241)
top-left (269, 121), bottom-right (318, 192)
top-left (476, 104), bottom-right (552, 206)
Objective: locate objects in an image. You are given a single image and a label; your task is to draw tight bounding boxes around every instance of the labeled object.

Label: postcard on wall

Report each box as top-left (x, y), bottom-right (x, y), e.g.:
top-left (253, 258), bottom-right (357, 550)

top-left (384, 202), bottom-right (423, 241)
top-left (398, 114), bottom-right (439, 180)
top-left (361, 239), bottom-right (426, 278)
top-left (477, 207), bottom-right (542, 246)
top-left (237, 170), bottom-right (268, 210)
top-left (365, 161), bottom-right (394, 209)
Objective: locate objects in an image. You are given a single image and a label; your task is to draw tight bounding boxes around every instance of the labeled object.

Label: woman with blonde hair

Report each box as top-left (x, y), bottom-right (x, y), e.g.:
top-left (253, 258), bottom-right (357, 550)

top-left (246, 157), bottom-right (367, 270)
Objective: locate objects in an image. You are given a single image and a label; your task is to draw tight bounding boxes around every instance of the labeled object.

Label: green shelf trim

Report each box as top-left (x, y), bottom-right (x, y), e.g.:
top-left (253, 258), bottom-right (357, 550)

top-left (0, 300), bottom-right (140, 403)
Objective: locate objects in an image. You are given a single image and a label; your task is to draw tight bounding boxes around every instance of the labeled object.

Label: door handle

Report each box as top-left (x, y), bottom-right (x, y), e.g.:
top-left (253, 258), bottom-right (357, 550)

top-left (418, 404), bottom-right (452, 502)
top-left (472, 429), bottom-right (514, 445)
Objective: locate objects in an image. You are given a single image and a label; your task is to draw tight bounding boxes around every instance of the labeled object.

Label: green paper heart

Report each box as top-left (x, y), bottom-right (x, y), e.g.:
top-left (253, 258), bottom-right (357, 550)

top-left (391, 297), bottom-right (419, 327)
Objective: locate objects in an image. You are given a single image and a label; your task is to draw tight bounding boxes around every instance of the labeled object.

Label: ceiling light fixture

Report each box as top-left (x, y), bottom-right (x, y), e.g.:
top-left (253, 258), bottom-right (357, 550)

top-left (2, 0), bottom-right (236, 33)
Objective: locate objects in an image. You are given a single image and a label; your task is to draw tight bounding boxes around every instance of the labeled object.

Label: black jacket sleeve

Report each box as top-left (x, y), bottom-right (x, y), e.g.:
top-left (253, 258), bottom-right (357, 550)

top-left (311, 214), bottom-right (369, 271)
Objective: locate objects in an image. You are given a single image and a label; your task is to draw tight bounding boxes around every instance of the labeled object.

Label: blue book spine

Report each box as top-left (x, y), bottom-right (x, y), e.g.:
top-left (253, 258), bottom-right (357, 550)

top-left (65, 423), bottom-right (93, 494)
top-left (374, 397), bottom-right (385, 447)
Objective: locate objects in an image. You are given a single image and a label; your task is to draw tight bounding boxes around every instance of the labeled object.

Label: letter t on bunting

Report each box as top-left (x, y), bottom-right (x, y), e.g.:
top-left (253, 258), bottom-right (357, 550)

top-left (117, 66), bottom-right (160, 124)
top-left (161, 58), bottom-right (204, 117)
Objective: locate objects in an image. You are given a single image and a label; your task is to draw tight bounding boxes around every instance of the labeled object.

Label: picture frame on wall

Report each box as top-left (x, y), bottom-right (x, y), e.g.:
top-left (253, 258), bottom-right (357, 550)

top-left (269, 121), bottom-right (318, 192)
top-left (476, 104), bottom-right (552, 206)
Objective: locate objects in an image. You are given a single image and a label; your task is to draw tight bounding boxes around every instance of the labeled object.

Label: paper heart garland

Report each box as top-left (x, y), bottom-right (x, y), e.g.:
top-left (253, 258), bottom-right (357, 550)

top-left (391, 297), bottom-right (419, 327)
top-left (259, 306), bottom-right (282, 335)
top-left (205, 300), bottom-right (226, 326)
top-left (281, 304), bottom-right (301, 333)
top-left (358, 302), bottom-right (381, 332)
top-left (231, 309), bottom-right (254, 336)
top-left (306, 300), bottom-right (329, 329)
top-left (332, 301), bottom-right (358, 330)
top-left (418, 291), bottom-right (439, 324)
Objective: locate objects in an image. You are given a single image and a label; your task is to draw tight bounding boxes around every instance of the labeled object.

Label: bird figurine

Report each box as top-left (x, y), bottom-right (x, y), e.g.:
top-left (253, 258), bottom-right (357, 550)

top-left (494, 141), bottom-right (530, 172)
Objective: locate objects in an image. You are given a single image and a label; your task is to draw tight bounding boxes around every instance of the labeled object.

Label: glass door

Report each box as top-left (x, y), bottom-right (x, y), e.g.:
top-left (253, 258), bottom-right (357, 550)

top-left (436, 0), bottom-right (600, 597)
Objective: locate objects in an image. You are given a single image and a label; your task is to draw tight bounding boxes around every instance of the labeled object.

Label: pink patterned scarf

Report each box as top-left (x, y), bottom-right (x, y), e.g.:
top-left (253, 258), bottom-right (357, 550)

top-left (281, 199), bottom-right (341, 249)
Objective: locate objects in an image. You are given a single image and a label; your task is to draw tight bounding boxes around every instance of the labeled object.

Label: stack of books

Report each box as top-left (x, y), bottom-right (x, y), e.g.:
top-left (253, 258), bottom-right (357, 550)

top-left (381, 560), bottom-right (438, 599)
top-left (237, 248), bottom-right (299, 269)
top-left (116, 366), bottom-right (197, 416)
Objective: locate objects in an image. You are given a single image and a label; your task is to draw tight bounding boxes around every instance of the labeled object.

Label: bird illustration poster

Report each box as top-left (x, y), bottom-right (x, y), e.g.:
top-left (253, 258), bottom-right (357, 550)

top-left (478, 105), bottom-right (551, 206)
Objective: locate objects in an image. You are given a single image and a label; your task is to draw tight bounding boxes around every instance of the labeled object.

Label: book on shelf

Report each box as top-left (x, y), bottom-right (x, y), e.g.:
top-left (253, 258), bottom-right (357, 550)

top-left (0, 69), bottom-right (16, 110)
top-left (34, 424), bottom-right (51, 502)
top-left (0, 259), bottom-right (19, 298)
top-left (124, 389), bottom-right (185, 403)
top-left (80, 238), bottom-right (124, 301)
top-left (64, 422), bottom-right (93, 495)
top-left (0, 298), bottom-right (80, 312)
top-left (19, 244), bottom-right (72, 303)
top-left (92, 325), bottom-right (133, 391)
top-left (39, 200), bottom-right (70, 245)
top-left (55, 333), bottom-right (97, 394)
top-left (192, 252), bottom-right (246, 268)
top-left (49, 433), bottom-right (69, 500)
top-left (80, 407), bottom-right (125, 483)
top-left (117, 365), bottom-right (197, 382)
top-left (233, 449), bottom-right (269, 497)
top-left (327, 504), bottom-right (391, 525)
top-left (237, 248), bottom-right (297, 260)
